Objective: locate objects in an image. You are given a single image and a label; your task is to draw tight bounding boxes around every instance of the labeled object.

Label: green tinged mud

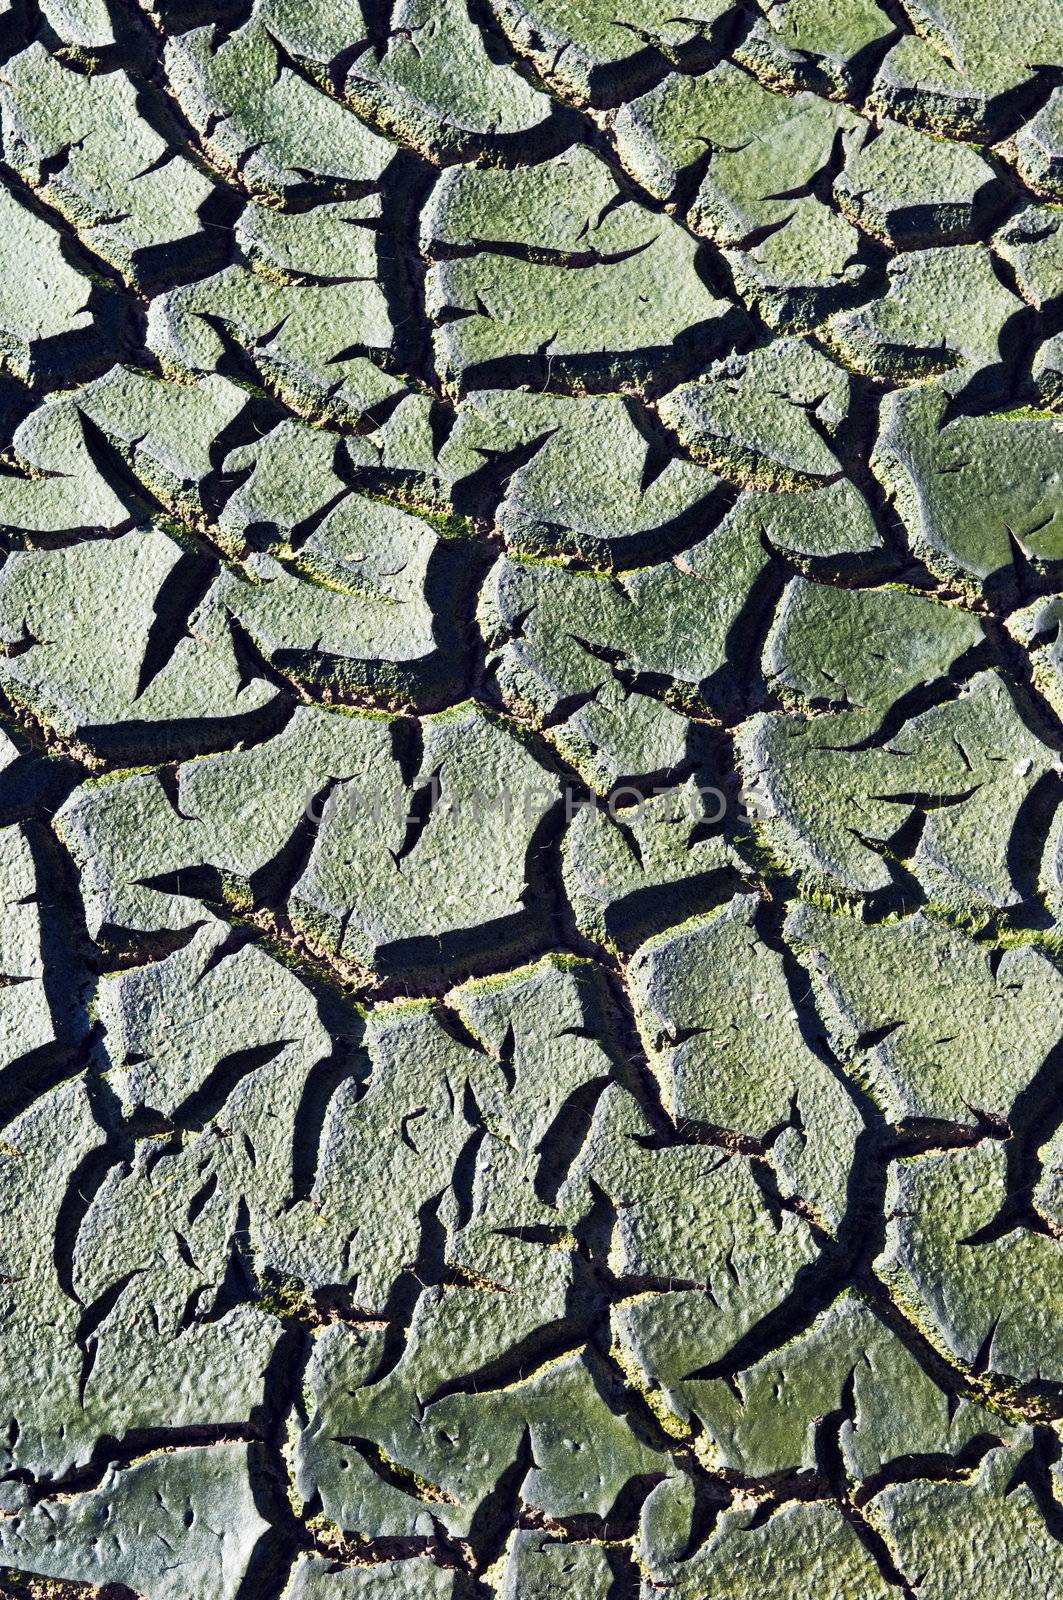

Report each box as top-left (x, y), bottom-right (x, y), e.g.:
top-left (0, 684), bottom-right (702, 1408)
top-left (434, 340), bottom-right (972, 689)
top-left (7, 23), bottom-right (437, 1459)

top-left (0, 0), bottom-right (1061, 1595)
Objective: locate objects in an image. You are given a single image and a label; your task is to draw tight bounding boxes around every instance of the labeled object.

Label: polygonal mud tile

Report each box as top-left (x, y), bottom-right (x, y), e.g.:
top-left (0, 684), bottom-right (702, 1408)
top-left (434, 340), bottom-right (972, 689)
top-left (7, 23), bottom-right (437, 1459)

top-left (872, 383), bottom-right (1063, 591)
top-left (994, 203), bottom-right (1063, 322)
top-left (563, 1082), bottom-right (821, 1398)
top-left (217, 494), bottom-right (474, 706)
top-left (52, 705), bottom-right (396, 936)
top-left (0, 1446), bottom-right (269, 1600)
top-left (734, 0), bottom-right (896, 99)
top-left (562, 782), bottom-right (739, 952)
top-left (868, 0), bottom-right (1063, 140)
top-left (0, 180), bottom-right (122, 385)
top-left (167, 18), bottom-right (396, 200)
top-left (291, 704), bottom-right (562, 978)
top-left (788, 902), bottom-right (1063, 1125)
top-left (343, 0), bottom-right (558, 161)
top-left (629, 893), bottom-right (861, 1227)
top-left (479, 502), bottom-right (770, 783)
top-left (57, 363), bottom-right (252, 528)
top-left (497, 1533), bottom-right (615, 1597)
top-left (149, 254), bottom-right (403, 432)
top-left (866, 1441), bottom-right (1063, 1600)
top-left (1, 46), bottom-right (227, 287)
top-left (743, 670), bottom-right (1056, 912)
top-left (762, 577), bottom-right (984, 714)
top-left (879, 1143), bottom-right (1063, 1385)
top-left (642, 1494), bottom-right (896, 1599)
top-left (1008, 591), bottom-right (1063, 717)
top-left (658, 338), bottom-right (851, 491)
top-left (834, 119), bottom-right (1006, 248)
top-left (0, 527), bottom-right (279, 761)
top-left (483, 0), bottom-right (735, 105)
top-left (40, 0), bottom-right (114, 51)
top-left (692, 1286), bottom-right (1011, 1482)
top-left (1008, 85), bottom-right (1063, 200)
top-left (615, 61), bottom-right (865, 217)
top-left (453, 388), bottom-right (723, 564)
top-left (616, 65), bottom-right (870, 326)
top-left (825, 244), bottom-right (1022, 393)
top-left (423, 145), bottom-right (740, 395)
top-left (285, 1556), bottom-right (459, 1597)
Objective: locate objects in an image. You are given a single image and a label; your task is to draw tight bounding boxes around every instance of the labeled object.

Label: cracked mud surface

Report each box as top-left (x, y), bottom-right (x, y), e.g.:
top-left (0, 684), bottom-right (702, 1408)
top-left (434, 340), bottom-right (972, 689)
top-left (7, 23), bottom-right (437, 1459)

top-left (0, 0), bottom-right (1061, 1595)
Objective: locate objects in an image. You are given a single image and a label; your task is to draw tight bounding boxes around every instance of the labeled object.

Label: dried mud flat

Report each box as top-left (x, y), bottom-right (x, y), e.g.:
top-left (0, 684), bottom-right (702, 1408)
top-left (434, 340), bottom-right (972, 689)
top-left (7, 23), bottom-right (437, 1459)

top-left (0, 0), bottom-right (1062, 1595)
